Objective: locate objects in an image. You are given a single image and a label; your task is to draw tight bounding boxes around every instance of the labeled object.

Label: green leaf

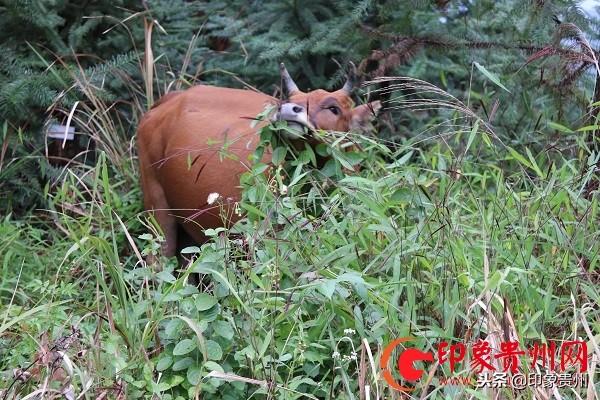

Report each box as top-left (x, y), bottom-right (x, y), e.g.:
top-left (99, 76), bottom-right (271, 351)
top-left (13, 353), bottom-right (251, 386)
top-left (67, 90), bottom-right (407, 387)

top-left (198, 304), bottom-right (220, 322)
top-left (300, 143), bottom-right (317, 166)
top-left (156, 356), bottom-right (173, 372)
top-left (548, 121), bottom-right (573, 133)
top-left (180, 246), bottom-right (201, 254)
top-left (391, 188), bottom-right (412, 204)
top-left (315, 143), bottom-right (330, 157)
top-left (525, 147), bottom-right (544, 178)
top-left (386, 150), bottom-right (414, 169)
top-left (195, 293), bottom-right (218, 311)
top-left (172, 357), bottom-right (194, 371)
top-left (576, 124), bottom-right (600, 132)
top-left (156, 270), bottom-right (176, 283)
top-left (240, 202), bottom-right (267, 218)
top-left (213, 320), bottom-right (234, 340)
top-left (317, 280), bottom-right (336, 299)
top-left (187, 366), bottom-right (202, 385)
top-left (173, 339), bottom-right (196, 356)
top-left (474, 62), bottom-right (510, 93)
top-left (203, 361), bottom-right (224, 373)
top-left (258, 331), bottom-right (272, 359)
top-left (507, 146), bottom-right (534, 171)
top-left (167, 375), bottom-right (184, 389)
top-left (272, 146), bottom-right (287, 165)
top-left (164, 319), bottom-right (183, 339)
top-left (206, 340), bottom-right (223, 360)
top-left (174, 315), bottom-right (208, 361)
top-left (465, 120), bottom-right (479, 154)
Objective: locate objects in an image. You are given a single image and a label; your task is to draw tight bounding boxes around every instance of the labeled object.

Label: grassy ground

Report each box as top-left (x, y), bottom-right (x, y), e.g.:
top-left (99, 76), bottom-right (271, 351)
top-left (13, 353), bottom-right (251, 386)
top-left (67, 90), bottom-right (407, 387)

top-left (1, 112), bottom-right (598, 399)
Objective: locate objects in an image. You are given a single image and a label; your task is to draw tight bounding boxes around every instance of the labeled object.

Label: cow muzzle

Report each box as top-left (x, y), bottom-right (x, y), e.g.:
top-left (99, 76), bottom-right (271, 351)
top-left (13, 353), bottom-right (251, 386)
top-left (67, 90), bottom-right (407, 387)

top-left (275, 103), bottom-right (314, 137)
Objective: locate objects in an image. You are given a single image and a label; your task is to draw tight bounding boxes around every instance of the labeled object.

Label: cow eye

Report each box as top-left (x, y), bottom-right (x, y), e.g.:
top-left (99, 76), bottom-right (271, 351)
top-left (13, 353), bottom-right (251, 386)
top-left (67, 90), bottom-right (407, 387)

top-left (328, 106), bottom-right (340, 115)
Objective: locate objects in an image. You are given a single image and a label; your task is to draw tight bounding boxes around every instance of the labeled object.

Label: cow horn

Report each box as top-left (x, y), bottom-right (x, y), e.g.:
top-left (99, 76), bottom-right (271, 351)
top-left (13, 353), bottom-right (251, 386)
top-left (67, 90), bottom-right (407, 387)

top-left (280, 63), bottom-right (300, 95)
top-left (341, 61), bottom-right (358, 94)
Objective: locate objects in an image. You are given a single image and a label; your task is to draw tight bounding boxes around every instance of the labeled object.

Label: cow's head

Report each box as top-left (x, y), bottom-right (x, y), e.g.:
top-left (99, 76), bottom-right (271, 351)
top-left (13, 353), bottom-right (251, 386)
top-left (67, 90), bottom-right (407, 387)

top-left (277, 63), bottom-right (381, 136)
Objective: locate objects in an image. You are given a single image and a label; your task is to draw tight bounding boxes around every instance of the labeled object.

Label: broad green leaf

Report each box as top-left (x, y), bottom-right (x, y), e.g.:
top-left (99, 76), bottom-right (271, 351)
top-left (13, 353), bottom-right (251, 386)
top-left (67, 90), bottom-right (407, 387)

top-left (156, 356), bottom-right (173, 372)
top-left (173, 339), bottom-right (196, 356)
top-left (213, 320), bottom-right (234, 340)
top-left (391, 187), bottom-right (412, 204)
top-left (195, 293), bottom-right (218, 311)
top-left (156, 270), bottom-right (176, 283)
top-left (206, 340), bottom-right (223, 360)
top-left (272, 146), bottom-right (287, 165)
top-left (317, 280), bottom-right (336, 299)
top-left (180, 246), bottom-right (201, 254)
top-left (164, 319), bottom-right (183, 339)
top-left (172, 357), bottom-right (194, 371)
top-left (166, 375), bottom-right (184, 389)
top-left (187, 366), bottom-right (202, 385)
top-left (203, 361), bottom-right (224, 373)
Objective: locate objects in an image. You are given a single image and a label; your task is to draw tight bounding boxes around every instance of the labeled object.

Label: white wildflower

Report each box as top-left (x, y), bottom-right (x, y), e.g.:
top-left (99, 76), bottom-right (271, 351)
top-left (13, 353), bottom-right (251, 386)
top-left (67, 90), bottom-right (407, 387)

top-left (332, 351), bottom-right (340, 359)
top-left (207, 192), bottom-right (220, 205)
top-left (344, 328), bottom-right (356, 336)
top-left (350, 351), bottom-right (357, 360)
top-left (280, 184), bottom-right (288, 195)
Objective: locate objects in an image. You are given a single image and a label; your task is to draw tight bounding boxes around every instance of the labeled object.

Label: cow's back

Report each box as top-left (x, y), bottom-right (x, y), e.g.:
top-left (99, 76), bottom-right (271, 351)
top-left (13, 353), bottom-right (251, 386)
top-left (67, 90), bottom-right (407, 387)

top-left (138, 85), bottom-right (275, 244)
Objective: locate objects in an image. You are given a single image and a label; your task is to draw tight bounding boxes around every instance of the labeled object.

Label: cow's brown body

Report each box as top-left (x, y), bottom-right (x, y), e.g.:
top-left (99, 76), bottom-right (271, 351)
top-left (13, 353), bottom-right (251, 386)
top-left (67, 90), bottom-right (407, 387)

top-left (138, 64), bottom-right (379, 256)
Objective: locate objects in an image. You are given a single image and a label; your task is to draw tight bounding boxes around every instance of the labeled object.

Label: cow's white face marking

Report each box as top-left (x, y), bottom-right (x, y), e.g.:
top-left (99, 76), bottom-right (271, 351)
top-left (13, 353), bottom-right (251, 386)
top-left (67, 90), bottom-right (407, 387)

top-left (275, 102), bottom-right (313, 138)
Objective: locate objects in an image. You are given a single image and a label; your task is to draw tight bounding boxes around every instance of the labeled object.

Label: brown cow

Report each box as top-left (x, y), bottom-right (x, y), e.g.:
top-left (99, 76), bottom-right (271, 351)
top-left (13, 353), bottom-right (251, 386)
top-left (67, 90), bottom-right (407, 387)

top-left (138, 63), bottom-right (380, 256)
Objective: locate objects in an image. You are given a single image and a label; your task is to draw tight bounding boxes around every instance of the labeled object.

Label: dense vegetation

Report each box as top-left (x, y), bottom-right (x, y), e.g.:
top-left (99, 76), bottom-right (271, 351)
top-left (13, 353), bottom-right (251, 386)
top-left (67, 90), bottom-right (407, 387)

top-left (1, 0), bottom-right (599, 399)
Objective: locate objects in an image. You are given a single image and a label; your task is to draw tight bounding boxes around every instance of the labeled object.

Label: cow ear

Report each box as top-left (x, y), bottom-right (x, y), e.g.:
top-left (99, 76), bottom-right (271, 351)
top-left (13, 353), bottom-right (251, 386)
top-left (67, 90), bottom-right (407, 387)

top-left (350, 101), bottom-right (381, 132)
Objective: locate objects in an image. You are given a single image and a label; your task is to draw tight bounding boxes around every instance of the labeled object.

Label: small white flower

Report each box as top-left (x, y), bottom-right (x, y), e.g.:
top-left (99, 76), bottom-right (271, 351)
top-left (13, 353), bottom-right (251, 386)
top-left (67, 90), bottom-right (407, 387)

top-left (332, 351), bottom-right (340, 359)
top-left (280, 184), bottom-right (288, 195)
top-left (350, 351), bottom-right (357, 360)
top-left (344, 328), bottom-right (356, 336)
top-left (207, 192), bottom-right (220, 205)
top-left (234, 202), bottom-right (242, 216)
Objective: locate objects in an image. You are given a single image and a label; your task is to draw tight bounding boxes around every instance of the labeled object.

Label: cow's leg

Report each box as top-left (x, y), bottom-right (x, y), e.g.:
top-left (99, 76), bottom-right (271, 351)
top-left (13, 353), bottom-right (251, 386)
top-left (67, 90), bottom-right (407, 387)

top-left (141, 169), bottom-right (178, 257)
top-left (175, 225), bottom-right (202, 286)
top-left (153, 208), bottom-right (178, 257)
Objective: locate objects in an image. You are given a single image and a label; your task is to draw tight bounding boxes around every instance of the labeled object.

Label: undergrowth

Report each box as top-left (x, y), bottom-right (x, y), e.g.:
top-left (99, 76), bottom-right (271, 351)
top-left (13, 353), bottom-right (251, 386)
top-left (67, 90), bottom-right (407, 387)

top-left (0, 108), bottom-right (598, 398)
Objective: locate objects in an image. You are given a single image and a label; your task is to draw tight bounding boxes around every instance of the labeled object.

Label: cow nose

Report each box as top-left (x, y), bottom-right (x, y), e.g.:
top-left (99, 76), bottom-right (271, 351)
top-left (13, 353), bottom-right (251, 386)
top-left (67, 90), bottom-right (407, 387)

top-left (279, 102), bottom-right (306, 118)
top-left (276, 102), bottom-right (314, 130)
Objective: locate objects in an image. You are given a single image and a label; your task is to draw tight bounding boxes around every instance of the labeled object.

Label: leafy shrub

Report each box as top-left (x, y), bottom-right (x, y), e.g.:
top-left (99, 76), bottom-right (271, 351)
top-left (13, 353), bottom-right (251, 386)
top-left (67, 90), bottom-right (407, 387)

top-left (2, 111), bottom-right (598, 398)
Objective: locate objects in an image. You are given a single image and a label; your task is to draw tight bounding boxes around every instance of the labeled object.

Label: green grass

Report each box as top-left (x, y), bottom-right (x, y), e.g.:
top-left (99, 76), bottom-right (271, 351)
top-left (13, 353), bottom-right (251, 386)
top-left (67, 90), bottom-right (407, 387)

top-left (0, 112), bottom-right (598, 399)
